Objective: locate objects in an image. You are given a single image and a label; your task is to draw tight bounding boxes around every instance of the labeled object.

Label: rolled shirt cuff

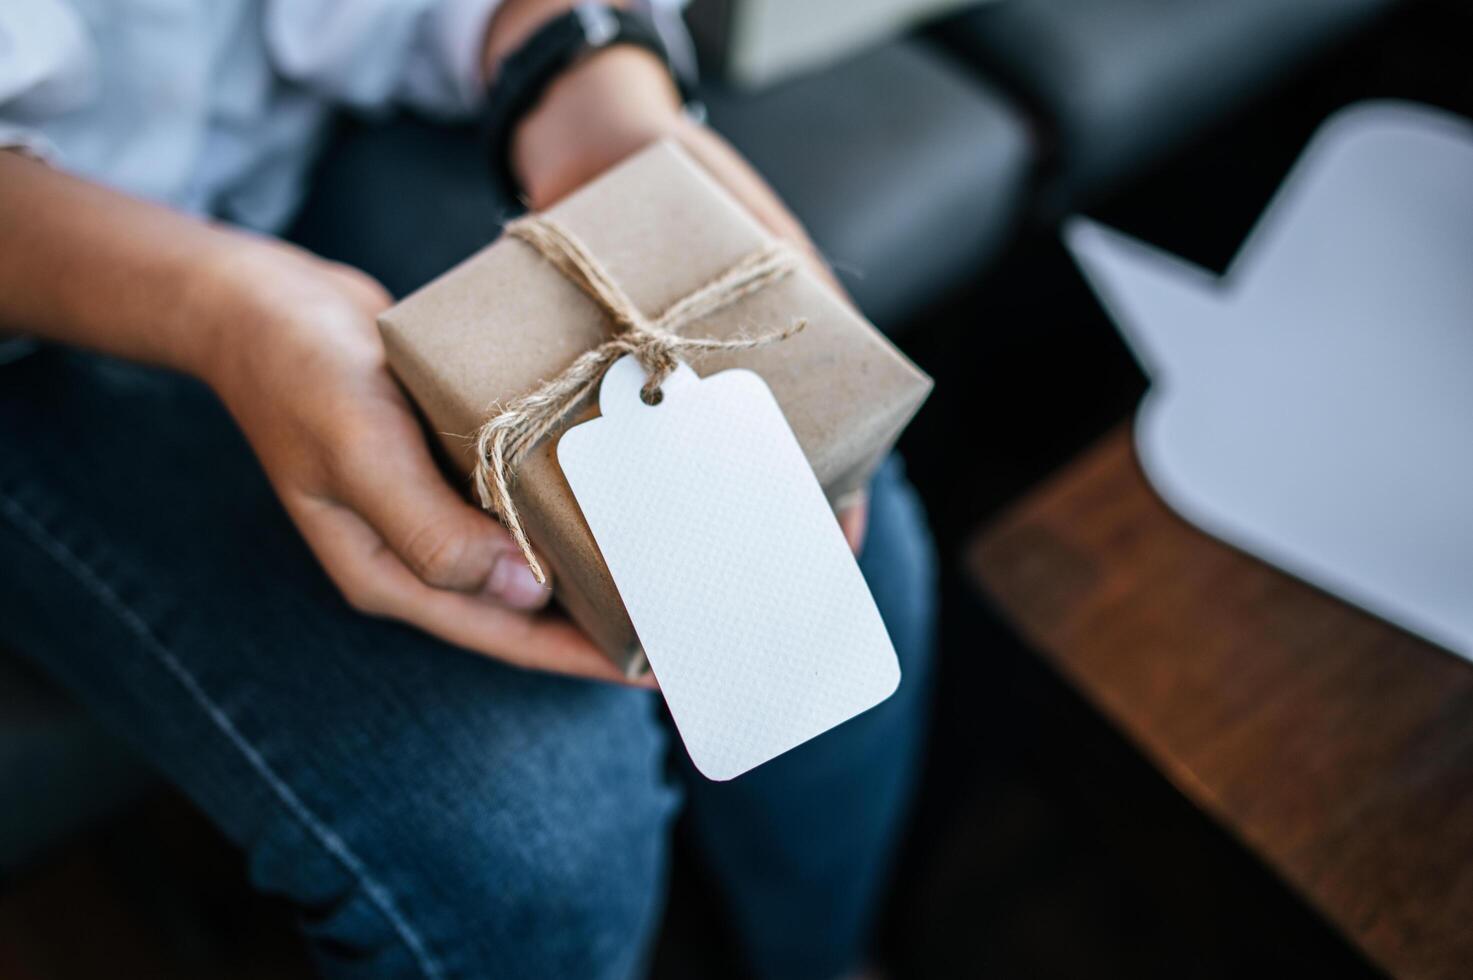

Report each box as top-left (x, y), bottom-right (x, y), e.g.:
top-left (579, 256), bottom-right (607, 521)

top-left (0, 124), bottom-right (59, 164)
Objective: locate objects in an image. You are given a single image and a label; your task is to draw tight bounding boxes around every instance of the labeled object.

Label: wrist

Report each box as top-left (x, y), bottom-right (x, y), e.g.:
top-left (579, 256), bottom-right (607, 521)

top-left (178, 237), bottom-right (338, 392)
top-left (510, 44), bottom-right (685, 210)
top-left (169, 238), bottom-right (270, 386)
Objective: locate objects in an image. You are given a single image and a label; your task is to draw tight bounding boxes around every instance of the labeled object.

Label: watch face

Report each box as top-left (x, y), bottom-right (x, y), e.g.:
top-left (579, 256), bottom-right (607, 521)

top-left (576, 3), bottom-right (620, 48)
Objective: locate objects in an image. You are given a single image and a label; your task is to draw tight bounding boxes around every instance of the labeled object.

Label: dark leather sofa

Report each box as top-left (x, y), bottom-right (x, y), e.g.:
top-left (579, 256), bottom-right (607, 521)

top-left (1, 0), bottom-right (1400, 883)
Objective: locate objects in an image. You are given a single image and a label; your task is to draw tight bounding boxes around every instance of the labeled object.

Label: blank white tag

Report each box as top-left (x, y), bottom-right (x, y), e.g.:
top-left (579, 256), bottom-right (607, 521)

top-left (557, 354), bottom-right (900, 780)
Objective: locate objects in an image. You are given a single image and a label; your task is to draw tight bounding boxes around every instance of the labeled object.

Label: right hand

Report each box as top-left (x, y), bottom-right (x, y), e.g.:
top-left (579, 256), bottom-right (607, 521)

top-left (510, 45), bottom-right (872, 553)
top-left (192, 240), bottom-right (640, 685)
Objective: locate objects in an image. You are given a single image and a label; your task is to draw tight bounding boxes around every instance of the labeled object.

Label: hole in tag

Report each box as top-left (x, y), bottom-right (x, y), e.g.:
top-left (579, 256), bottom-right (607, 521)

top-left (598, 354), bottom-right (696, 417)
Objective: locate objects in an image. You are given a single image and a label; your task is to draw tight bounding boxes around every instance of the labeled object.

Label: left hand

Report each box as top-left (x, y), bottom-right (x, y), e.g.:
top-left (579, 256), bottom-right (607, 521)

top-left (508, 44), bottom-right (871, 552)
top-left (194, 241), bottom-right (639, 684)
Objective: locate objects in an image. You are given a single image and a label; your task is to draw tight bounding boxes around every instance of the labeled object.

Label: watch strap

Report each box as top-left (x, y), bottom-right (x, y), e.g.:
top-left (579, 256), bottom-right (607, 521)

top-left (484, 4), bottom-right (686, 197)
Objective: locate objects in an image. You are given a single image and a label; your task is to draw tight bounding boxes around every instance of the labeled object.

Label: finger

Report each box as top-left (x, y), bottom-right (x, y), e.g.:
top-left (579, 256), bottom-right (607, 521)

top-left (403, 584), bottom-right (635, 684)
top-left (295, 495), bottom-right (638, 684)
top-left (332, 403), bottom-right (550, 609)
top-left (837, 491), bottom-right (870, 554)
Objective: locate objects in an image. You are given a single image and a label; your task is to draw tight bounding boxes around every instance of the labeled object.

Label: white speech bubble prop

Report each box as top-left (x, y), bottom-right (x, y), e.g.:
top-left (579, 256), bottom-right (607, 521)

top-left (1065, 101), bottom-right (1473, 659)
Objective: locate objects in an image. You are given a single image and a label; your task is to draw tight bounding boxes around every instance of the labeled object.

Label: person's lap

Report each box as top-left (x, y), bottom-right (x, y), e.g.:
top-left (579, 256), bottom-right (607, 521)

top-left (0, 118), bottom-right (936, 980)
top-left (0, 349), bottom-right (678, 977)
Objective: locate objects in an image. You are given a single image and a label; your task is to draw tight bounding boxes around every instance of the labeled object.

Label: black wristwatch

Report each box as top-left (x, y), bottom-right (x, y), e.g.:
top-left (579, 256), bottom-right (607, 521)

top-left (483, 3), bottom-right (698, 197)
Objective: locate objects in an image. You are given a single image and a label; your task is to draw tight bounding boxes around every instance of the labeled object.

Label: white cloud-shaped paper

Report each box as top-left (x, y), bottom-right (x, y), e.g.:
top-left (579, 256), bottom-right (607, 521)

top-left (1065, 101), bottom-right (1473, 659)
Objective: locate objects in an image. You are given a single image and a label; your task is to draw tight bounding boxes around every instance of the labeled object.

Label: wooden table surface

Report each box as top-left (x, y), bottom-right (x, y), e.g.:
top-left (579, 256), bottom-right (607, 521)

top-left (968, 426), bottom-right (1473, 980)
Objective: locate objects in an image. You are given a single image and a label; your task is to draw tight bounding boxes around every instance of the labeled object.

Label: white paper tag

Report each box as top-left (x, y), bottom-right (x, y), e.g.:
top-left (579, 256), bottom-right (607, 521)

top-left (557, 354), bottom-right (901, 780)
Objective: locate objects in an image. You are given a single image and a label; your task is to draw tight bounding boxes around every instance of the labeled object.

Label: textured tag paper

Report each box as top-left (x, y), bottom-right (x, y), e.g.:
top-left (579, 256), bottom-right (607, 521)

top-left (558, 355), bottom-right (901, 780)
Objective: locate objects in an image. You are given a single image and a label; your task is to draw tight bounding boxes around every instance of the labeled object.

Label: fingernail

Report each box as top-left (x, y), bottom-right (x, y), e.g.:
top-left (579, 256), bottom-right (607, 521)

top-left (487, 554), bottom-right (549, 608)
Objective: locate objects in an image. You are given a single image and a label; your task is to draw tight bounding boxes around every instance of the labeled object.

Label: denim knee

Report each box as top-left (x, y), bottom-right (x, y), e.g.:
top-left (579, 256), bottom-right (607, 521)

top-left (242, 679), bottom-right (680, 980)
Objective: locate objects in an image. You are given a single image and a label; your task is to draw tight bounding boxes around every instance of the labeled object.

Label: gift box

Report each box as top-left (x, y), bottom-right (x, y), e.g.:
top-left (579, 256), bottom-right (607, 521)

top-left (685, 0), bottom-right (985, 88)
top-left (378, 140), bottom-right (931, 675)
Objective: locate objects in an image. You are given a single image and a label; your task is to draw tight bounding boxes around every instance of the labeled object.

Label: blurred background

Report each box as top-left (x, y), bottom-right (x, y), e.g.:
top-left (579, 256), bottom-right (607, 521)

top-left (4, 0), bottom-right (1471, 976)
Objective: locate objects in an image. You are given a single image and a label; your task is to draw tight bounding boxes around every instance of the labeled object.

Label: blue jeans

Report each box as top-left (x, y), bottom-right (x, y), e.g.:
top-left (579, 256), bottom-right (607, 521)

top-left (0, 346), bottom-right (935, 978)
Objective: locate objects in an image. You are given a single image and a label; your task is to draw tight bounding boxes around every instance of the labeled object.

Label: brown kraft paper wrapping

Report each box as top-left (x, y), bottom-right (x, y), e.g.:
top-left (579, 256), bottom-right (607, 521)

top-left (378, 140), bottom-right (932, 675)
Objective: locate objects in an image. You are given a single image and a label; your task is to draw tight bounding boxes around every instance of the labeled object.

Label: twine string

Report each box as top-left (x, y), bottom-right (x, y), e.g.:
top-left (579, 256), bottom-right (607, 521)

top-left (472, 214), bottom-right (806, 583)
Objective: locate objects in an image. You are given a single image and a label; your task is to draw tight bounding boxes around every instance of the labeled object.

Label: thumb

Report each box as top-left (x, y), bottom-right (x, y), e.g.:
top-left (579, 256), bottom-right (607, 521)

top-left (334, 414), bottom-right (551, 610)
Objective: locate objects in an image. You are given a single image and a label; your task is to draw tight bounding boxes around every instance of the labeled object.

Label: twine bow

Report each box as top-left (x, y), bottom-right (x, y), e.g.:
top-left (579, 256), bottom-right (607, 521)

top-left (473, 214), bottom-right (807, 584)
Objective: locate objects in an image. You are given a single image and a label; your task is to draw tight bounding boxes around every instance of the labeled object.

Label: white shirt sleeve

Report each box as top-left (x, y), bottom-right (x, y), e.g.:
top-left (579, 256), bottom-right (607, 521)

top-left (264, 0), bottom-right (696, 119)
top-left (263, 0), bottom-right (506, 118)
top-left (0, 0), bottom-right (99, 164)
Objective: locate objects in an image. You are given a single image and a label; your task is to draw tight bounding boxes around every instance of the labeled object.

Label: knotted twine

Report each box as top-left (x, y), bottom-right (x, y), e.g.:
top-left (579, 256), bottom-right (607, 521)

top-left (472, 214), bottom-right (807, 584)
